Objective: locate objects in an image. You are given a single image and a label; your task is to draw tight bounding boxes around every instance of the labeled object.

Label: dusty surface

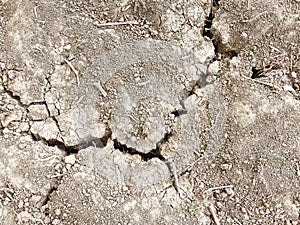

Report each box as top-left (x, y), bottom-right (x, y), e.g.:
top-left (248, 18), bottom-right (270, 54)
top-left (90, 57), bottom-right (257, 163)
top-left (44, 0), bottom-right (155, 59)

top-left (0, 0), bottom-right (300, 224)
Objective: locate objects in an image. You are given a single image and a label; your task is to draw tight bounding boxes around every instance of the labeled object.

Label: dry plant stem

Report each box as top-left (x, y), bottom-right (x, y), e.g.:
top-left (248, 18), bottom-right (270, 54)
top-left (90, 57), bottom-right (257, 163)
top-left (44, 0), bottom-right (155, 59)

top-left (164, 160), bottom-right (180, 194)
top-left (268, 45), bottom-right (283, 53)
top-left (49, 173), bottom-right (64, 178)
top-left (97, 21), bottom-right (139, 27)
top-left (241, 12), bottom-right (267, 23)
top-left (0, 188), bottom-right (14, 201)
top-left (234, 217), bottom-right (243, 225)
top-left (209, 204), bottom-right (221, 225)
top-left (181, 156), bottom-right (204, 173)
top-left (173, 167), bottom-right (180, 194)
top-left (33, 6), bottom-right (38, 19)
top-left (93, 82), bottom-right (107, 97)
top-left (203, 184), bottom-right (234, 193)
top-left (65, 59), bottom-right (80, 87)
top-left (241, 75), bottom-right (280, 90)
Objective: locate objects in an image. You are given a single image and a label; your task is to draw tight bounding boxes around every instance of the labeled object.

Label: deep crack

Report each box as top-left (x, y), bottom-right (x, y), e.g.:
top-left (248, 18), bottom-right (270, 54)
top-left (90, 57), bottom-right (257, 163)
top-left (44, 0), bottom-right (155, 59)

top-left (30, 128), bottom-right (111, 155)
top-left (203, 7), bottom-right (214, 38)
top-left (202, 0), bottom-right (220, 38)
top-left (202, 0), bottom-right (238, 60)
top-left (112, 132), bottom-right (171, 162)
top-left (2, 86), bottom-right (29, 109)
top-left (40, 186), bottom-right (58, 208)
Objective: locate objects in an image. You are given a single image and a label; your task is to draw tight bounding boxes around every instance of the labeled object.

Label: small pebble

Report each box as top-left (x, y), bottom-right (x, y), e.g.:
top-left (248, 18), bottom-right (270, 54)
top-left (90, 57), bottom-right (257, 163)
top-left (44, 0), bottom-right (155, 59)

top-left (225, 187), bottom-right (235, 196)
top-left (18, 200), bottom-right (24, 209)
top-left (283, 85), bottom-right (294, 92)
top-left (221, 163), bottom-right (232, 171)
top-left (6, 104), bottom-right (15, 110)
top-left (52, 219), bottom-right (60, 225)
top-left (64, 44), bottom-right (72, 50)
top-left (55, 164), bottom-right (62, 171)
top-left (65, 155), bottom-right (76, 165)
top-left (44, 216), bottom-right (51, 224)
top-left (66, 164), bottom-right (72, 170)
top-left (55, 208), bottom-right (61, 216)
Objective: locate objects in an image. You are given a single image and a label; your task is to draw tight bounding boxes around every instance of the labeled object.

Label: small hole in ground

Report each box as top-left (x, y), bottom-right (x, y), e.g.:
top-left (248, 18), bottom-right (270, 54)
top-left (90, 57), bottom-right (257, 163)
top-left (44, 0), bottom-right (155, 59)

top-left (251, 68), bottom-right (264, 79)
top-left (251, 65), bottom-right (278, 79)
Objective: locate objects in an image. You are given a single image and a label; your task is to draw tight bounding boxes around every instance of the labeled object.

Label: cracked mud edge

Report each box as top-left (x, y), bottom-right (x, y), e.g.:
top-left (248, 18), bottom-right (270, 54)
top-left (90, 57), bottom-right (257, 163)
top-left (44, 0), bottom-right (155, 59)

top-left (2, 76), bottom-right (187, 163)
top-left (2, 81), bottom-right (192, 195)
top-left (1, 67), bottom-right (196, 161)
top-left (1, 66), bottom-right (209, 197)
top-left (1, 42), bottom-right (217, 200)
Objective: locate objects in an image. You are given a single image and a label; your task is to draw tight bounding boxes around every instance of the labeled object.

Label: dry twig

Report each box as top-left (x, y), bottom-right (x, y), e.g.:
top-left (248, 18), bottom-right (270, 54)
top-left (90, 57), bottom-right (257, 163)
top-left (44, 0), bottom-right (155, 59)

top-left (65, 59), bottom-right (80, 87)
top-left (181, 156), bottom-right (204, 173)
top-left (241, 75), bottom-right (280, 90)
top-left (93, 81), bottom-right (107, 97)
top-left (164, 160), bottom-right (180, 194)
top-left (234, 217), bottom-right (243, 225)
top-left (33, 6), bottom-right (38, 18)
top-left (0, 188), bottom-right (14, 201)
top-left (97, 21), bottom-right (139, 27)
top-left (209, 204), bottom-right (221, 225)
top-left (247, 0), bottom-right (251, 9)
top-left (204, 184), bottom-right (234, 193)
top-left (268, 45), bottom-right (283, 54)
top-left (49, 173), bottom-right (64, 179)
top-left (241, 12), bottom-right (267, 23)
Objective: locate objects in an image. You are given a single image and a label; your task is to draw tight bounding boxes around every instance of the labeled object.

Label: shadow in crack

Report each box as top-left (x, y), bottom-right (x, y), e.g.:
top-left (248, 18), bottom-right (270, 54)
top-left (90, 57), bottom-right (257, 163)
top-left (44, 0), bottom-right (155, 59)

top-left (112, 133), bottom-right (172, 162)
top-left (30, 129), bottom-right (112, 155)
top-left (202, 0), bottom-right (238, 60)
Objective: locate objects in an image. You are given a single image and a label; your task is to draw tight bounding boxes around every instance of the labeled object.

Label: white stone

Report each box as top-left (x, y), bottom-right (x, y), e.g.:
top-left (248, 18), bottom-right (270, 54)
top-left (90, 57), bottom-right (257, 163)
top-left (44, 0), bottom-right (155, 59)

top-left (55, 208), bottom-right (61, 216)
top-left (52, 219), bottom-right (60, 225)
top-left (65, 155), bottom-right (76, 165)
top-left (17, 211), bottom-right (33, 223)
top-left (283, 85), bottom-right (294, 92)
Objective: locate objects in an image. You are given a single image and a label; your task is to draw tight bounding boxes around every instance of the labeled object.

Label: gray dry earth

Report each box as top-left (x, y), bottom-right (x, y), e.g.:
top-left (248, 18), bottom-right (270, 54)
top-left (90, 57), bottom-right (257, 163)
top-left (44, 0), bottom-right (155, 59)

top-left (0, 0), bottom-right (300, 224)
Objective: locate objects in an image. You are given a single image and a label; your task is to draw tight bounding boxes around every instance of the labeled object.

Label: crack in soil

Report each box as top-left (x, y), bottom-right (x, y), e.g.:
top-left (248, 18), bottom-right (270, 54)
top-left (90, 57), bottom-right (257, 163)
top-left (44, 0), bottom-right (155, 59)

top-left (40, 187), bottom-right (58, 209)
top-left (202, 3), bottom-right (214, 38)
top-left (2, 71), bottom-right (187, 163)
top-left (2, 85), bottom-right (30, 109)
top-left (30, 128), bottom-right (111, 155)
top-left (203, 0), bottom-right (238, 60)
top-left (1, 36), bottom-right (217, 193)
top-left (112, 132), bottom-right (170, 162)
top-left (1, 74), bottom-right (66, 207)
top-left (44, 75), bottom-right (61, 116)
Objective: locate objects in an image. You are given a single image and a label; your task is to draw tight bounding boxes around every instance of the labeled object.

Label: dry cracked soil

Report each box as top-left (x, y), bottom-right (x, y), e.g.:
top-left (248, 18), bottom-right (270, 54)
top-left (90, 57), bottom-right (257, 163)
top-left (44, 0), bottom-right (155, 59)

top-left (0, 0), bottom-right (300, 224)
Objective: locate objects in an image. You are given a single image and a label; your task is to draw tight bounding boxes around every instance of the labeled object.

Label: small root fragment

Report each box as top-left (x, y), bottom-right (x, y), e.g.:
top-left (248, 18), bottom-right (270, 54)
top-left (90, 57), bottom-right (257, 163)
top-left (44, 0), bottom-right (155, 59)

top-left (65, 59), bottom-right (80, 87)
top-left (164, 159), bottom-right (180, 194)
top-left (0, 188), bottom-right (14, 201)
top-left (97, 21), bottom-right (139, 27)
top-left (241, 12), bottom-right (267, 23)
top-left (92, 81), bottom-right (107, 97)
top-left (234, 217), bottom-right (243, 225)
top-left (241, 75), bottom-right (280, 90)
top-left (203, 184), bottom-right (234, 193)
top-left (209, 204), bottom-right (221, 225)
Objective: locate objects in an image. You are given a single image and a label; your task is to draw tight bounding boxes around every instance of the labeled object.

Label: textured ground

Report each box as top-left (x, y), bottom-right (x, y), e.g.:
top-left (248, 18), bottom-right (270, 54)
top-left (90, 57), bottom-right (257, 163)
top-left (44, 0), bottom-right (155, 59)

top-left (0, 0), bottom-right (300, 224)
